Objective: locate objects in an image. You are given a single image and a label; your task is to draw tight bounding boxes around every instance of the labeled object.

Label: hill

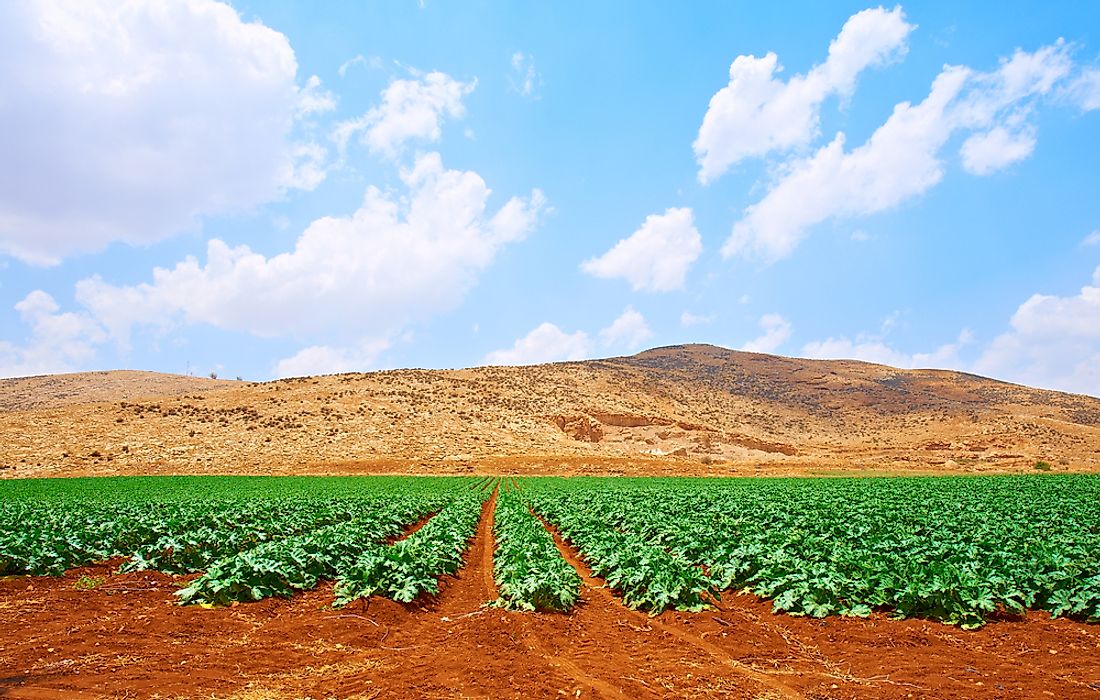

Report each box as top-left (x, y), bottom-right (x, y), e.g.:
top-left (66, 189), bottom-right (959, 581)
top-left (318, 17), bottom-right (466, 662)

top-left (0, 370), bottom-right (237, 412)
top-left (1, 344), bottom-right (1098, 477)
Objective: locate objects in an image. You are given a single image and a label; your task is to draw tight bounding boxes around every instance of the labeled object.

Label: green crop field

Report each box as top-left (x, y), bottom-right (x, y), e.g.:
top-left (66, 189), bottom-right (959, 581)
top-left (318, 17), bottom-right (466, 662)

top-left (1, 474), bottom-right (1098, 628)
top-left (524, 475), bottom-right (1100, 627)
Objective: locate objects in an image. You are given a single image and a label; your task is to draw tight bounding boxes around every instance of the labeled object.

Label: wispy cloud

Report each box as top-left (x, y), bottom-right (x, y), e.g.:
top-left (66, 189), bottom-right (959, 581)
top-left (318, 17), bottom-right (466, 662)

top-left (509, 52), bottom-right (543, 99)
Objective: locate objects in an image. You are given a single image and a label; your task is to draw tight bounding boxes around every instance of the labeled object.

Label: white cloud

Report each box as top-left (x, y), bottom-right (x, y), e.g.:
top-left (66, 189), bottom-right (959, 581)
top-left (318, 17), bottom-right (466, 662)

top-left (599, 307), bottom-right (653, 350)
top-left (960, 124), bottom-right (1036, 175)
top-left (801, 328), bottom-right (971, 370)
top-left (681, 311), bottom-right (715, 327)
top-left (1082, 230), bottom-right (1100, 247)
top-left (1004, 268), bottom-right (1100, 339)
top-left (723, 42), bottom-right (1076, 261)
top-left (483, 322), bottom-right (591, 366)
top-left (274, 337), bottom-right (391, 378)
top-left (879, 309), bottom-right (902, 334)
top-left (694, 6), bottom-right (913, 183)
top-left (740, 313), bottom-right (792, 354)
top-left (0, 291), bottom-right (106, 378)
top-left (510, 52), bottom-right (542, 98)
top-left (338, 54), bottom-right (376, 77)
top-left (76, 152), bottom-right (546, 345)
top-left (0, 0), bottom-right (328, 265)
top-left (333, 71), bottom-right (476, 159)
top-left (484, 308), bottom-right (656, 366)
top-left (1065, 67), bottom-right (1100, 111)
top-left (973, 267), bottom-right (1100, 396)
top-left (581, 208), bottom-right (702, 292)
top-left (794, 268), bottom-right (1100, 396)
top-left (296, 75), bottom-right (337, 117)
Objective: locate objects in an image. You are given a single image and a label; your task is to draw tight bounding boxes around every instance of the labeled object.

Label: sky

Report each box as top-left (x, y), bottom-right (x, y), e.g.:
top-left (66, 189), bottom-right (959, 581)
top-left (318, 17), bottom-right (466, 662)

top-left (1, 1), bottom-right (1100, 397)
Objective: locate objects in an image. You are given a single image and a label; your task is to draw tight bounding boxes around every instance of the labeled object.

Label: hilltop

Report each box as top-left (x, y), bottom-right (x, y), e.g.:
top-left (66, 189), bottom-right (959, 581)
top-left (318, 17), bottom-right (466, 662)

top-left (1, 344), bottom-right (1098, 477)
top-left (0, 370), bottom-right (236, 412)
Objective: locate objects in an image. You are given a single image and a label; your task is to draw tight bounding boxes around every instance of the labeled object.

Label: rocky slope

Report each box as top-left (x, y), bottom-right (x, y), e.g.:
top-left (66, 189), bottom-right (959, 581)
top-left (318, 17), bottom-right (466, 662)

top-left (2, 345), bottom-right (1098, 477)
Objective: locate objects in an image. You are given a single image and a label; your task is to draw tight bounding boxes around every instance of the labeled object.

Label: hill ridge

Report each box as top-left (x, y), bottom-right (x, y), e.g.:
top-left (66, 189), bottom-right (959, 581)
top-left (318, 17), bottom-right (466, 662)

top-left (2, 344), bottom-right (1098, 477)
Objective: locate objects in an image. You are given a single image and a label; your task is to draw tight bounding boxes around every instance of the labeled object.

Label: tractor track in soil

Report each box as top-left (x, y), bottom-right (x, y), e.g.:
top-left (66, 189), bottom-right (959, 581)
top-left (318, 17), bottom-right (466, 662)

top-left (3, 482), bottom-right (1100, 698)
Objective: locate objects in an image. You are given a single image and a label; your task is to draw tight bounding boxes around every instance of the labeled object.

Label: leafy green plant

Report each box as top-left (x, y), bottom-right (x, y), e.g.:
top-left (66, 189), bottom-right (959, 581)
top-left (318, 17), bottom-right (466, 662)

top-left (333, 491), bottom-right (486, 605)
top-left (0, 475), bottom-right (475, 595)
top-left (531, 488), bottom-right (712, 613)
top-left (491, 488), bottom-right (580, 612)
top-left (522, 474), bottom-right (1100, 626)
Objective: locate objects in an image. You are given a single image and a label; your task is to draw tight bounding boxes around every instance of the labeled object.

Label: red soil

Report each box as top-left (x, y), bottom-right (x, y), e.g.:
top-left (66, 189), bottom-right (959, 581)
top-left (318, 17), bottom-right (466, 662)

top-left (2, 499), bottom-right (1100, 699)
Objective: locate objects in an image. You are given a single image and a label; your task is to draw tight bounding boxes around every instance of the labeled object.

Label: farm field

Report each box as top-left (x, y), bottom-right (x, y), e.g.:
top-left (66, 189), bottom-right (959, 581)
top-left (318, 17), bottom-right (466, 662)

top-left (2, 475), bottom-right (1100, 698)
top-left (6, 1), bottom-right (1100, 698)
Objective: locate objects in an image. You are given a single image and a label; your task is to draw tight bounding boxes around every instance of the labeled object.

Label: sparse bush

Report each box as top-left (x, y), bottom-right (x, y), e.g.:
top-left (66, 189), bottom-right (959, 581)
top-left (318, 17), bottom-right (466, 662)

top-left (1034, 460), bottom-right (1053, 471)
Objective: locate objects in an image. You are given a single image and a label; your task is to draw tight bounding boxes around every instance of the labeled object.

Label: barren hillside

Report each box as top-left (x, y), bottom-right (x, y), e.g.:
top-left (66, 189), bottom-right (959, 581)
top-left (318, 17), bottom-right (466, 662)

top-left (2, 344), bottom-right (1098, 477)
top-left (0, 370), bottom-right (237, 412)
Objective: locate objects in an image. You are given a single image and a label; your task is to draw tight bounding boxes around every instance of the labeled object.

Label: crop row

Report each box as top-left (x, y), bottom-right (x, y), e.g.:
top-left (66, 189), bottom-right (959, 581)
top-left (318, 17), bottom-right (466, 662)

top-left (491, 485), bottom-right (580, 611)
top-left (4, 474), bottom-right (1099, 627)
top-left (523, 475), bottom-right (1100, 627)
top-left (333, 490), bottom-right (487, 605)
top-left (0, 476), bottom-right (469, 584)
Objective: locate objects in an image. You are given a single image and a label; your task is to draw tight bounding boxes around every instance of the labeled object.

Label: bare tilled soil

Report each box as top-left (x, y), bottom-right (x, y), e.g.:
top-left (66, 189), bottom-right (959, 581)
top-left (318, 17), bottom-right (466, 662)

top-left (2, 499), bottom-right (1100, 700)
top-left (3, 344), bottom-right (1100, 479)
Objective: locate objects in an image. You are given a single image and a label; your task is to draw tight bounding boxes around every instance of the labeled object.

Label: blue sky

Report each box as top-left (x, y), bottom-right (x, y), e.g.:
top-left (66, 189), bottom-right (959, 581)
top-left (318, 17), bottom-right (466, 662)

top-left (2, 1), bottom-right (1099, 396)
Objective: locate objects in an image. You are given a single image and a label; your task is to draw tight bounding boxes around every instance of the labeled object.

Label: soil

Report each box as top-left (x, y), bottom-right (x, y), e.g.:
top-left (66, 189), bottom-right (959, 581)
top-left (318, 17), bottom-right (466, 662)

top-left (2, 496), bottom-right (1099, 700)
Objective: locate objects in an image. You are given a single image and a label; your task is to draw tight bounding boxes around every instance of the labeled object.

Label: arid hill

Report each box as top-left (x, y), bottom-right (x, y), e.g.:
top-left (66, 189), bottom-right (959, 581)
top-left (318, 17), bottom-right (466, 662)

top-left (0, 370), bottom-right (236, 412)
top-left (2, 344), bottom-right (1098, 478)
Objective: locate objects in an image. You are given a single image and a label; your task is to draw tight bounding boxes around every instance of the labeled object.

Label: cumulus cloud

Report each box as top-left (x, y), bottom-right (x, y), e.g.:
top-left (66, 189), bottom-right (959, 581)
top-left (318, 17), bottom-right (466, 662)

top-left (740, 314), bottom-right (792, 354)
top-left (333, 71), bottom-right (476, 159)
top-left (694, 6), bottom-right (914, 183)
top-left (0, 0), bottom-right (331, 265)
top-left (960, 124), bottom-right (1037, 175)
top-left (0, 291), bottom-right (106, 378)
top-left (973, 267), bottom-right (1100, 396)
top-left (581, 208), bottom-right (702, 292)
top-left (510, 52), bottom-right (542, 98)
top-left (599, 307), bottom-right (653, 350)
top-left (801, 328), bottom-right (972, 370)
top-left (1083, 230), bottom-right (1100, 247)
top-left (76, 152), bottom-right (546, 346)
top-left (296, 75), bottom-right (337, 117)
top-left (484, 308), bottom-right (655, 366)
top-left (1009, 272), bottom-right (1100, 339)
top-left (723, 41), bottom-right (1076, 261)
top-left (483, 322), bottom-right (591, 366)
top-left (274, 337), bottom-right (392, 378)
top-left (792, 268), bottom-right (1100, 396)
top-left (794, 268), bottom-right (1100, 396)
